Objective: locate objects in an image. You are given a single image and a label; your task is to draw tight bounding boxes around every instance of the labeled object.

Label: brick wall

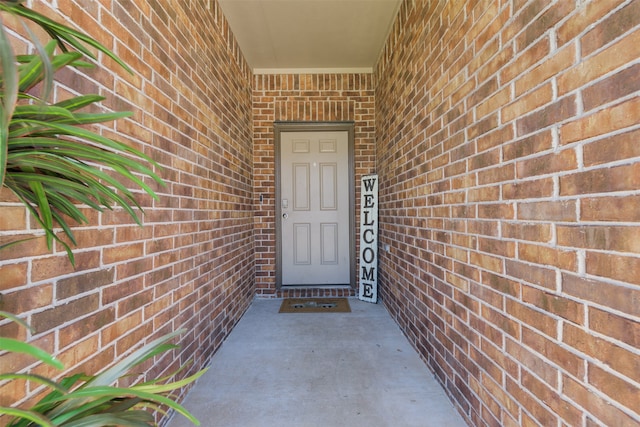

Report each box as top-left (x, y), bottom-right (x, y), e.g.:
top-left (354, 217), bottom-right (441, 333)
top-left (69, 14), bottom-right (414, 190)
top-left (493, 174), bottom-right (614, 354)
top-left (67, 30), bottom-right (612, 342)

top-left (0, 0), bottom-right (254, 421)
top-left (252, 73), bottom-right (376, 297)
top-left (376, 1), bottom-right (640, 426)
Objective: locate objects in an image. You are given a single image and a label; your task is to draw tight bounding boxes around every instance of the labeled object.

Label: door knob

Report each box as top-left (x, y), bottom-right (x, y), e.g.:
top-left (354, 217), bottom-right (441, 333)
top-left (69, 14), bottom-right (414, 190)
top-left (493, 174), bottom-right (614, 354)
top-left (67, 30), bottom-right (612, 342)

top-left (283, 213), bottom-right (288, 219)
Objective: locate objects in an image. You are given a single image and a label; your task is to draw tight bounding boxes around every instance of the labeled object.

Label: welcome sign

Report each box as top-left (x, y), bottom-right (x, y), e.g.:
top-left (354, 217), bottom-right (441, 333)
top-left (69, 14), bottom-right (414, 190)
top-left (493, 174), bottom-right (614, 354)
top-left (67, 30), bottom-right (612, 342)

top-left (359, 174), bottom-right (378, 303)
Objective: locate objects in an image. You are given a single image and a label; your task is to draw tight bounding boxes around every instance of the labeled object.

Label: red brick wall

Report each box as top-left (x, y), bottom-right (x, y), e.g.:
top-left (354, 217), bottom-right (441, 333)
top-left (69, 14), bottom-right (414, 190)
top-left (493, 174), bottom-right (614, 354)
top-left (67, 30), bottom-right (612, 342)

top-left (376, 1), bottom-right (640, 426)
top-left (252, 73), bottom-right (376, 297)
top-left (0, 0), bottom-right (254, 419)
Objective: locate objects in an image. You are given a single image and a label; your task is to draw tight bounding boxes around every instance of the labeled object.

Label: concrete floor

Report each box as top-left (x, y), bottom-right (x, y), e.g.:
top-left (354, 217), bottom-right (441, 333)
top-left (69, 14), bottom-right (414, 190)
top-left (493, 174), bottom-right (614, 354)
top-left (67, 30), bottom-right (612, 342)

top-left (167, 298), bottom-right (468, 427)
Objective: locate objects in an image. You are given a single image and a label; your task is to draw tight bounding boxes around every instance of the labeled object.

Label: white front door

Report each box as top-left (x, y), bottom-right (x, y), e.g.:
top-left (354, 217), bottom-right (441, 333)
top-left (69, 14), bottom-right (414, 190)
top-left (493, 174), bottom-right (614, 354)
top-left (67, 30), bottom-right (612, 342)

top-left (279, 129), bottom-right (351, 285)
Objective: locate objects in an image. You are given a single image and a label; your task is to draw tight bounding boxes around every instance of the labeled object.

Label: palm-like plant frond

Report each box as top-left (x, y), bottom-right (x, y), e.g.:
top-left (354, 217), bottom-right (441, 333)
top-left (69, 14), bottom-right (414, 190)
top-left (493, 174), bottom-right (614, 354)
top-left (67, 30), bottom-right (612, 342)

top-left (0, 1), bottom-right (131, 72)
top-left (0, 313), bottom-right (206, 426)
top-left (0, 4), bottom-right (164, 264)
top-left (0, 13), bottom-right (18, 187)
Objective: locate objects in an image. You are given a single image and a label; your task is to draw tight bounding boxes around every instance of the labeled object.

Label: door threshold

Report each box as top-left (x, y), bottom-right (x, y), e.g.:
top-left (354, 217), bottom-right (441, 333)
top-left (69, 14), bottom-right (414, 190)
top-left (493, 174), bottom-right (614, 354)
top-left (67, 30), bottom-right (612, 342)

top-left (281, 285), bottom-right (352, 289)
top-left (275, 285), bottom-right (356, 299)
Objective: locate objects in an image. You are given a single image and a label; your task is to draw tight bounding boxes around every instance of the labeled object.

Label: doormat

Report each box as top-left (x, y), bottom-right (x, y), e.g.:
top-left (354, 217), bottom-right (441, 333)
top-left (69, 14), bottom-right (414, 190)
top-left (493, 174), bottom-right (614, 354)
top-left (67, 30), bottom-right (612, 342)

top-left (279, 298), bottom-right (351, 313)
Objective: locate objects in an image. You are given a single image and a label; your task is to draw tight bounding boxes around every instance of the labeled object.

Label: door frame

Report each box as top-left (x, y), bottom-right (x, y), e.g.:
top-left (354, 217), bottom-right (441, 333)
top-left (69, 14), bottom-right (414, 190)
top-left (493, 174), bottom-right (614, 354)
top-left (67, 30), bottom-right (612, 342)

top-left (274, 121), bottom-right (356, 289)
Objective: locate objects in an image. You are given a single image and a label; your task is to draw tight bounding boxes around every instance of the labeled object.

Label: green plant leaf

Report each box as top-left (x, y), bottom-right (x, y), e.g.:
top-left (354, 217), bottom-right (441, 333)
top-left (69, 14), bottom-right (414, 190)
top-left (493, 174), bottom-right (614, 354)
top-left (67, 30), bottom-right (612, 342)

top-left (4, 106), bottom-right (164, 265)
top-left (54, 94), bottom-right (106, 111)
top-left (1, 0), bottom-right (159, 270)
top-left (43, 331), bottom-right (185, 420)
top-left (55, 110), bottom-right (133, 125)
top-left (0, 328), bottom-right (204, 426)
top-left (0, 337), bottom-right (64, 369)
top-left (0, 407), bottom-right (55, 427)
top-left (9, 170), bottom-right (109, 214)
top-left (7, 153), bottom-right (149, 226)
top-left (6, 185), bottom-right (76, 263)
top-left (0, 373), bottom-right (67, 393)
top-left (18, 47), bottom-right (84, 93)
top-left (27, 172), bottom-right (54, 250)
top-left (136, 360), bottom-right (192, 387)
top-left (36, 395), bottom-right (125, 425)
top-left (0, 310), bottom-right (33, 331)
top-left (0, 236), bottom-right (36, 252)
top-left (13, 38), bottom-right (53, 92)
top-left (0, 15), bottom-right (18, 188)
top-left (28, 373), bottom-right (86, 415)
top-left (91, 331), bottom-right (185, 388)
top-left (9, 119), bottom-right (152, 160)
top-left (101, 396), bottom-right (144, 414)
top-left (12, 103), bottom-right (75, 116)
top-left (62, 410), bottom-right (154, 427)
top-left (46, 386), bottom-right (200, 426)
top-left (18, 20), bottom-right (54, 101)
top-left (0, 2), bottom-right (132, 73)
top-left (132, 368), bottom-right (208, 395)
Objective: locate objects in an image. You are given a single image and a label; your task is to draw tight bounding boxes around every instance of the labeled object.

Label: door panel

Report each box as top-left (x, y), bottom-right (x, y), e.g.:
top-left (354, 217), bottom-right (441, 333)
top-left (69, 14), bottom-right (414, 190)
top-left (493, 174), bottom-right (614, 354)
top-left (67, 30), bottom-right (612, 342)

top-left (293, 163), bottom-right (310, 210)
top-left (320, 223), bottom-right (338, 264)
top-left (280, 130), bottom-right (350, 285)
top-left (320, 163), bottom-right (338, 210)
top-left (293, 223), bottom-right (311, 265)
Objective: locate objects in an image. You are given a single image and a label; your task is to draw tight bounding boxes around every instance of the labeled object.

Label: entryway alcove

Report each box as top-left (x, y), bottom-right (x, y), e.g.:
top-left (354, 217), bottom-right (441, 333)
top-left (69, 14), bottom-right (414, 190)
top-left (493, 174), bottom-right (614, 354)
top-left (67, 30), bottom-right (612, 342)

top-left (1, 1), bottom-right (638, 427)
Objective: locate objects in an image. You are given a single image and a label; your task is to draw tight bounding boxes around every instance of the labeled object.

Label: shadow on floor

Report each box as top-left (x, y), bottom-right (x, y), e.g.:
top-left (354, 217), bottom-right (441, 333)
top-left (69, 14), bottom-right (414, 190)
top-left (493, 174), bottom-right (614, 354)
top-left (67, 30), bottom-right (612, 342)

top-left (167, 298), bottom-right (467, 427)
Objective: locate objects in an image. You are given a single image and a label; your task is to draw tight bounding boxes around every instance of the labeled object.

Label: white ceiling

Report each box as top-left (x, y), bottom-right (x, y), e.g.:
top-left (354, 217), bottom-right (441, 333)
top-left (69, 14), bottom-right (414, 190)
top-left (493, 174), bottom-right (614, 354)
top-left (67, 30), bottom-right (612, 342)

top-left (218, 0), bottom-right (402, 74)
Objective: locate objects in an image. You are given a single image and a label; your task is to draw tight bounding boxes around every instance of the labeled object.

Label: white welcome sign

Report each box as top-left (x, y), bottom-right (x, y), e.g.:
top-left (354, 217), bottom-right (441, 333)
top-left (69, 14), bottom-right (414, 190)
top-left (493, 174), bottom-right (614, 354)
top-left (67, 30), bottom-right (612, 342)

top-left (359, 174), bottom-right (378, 303)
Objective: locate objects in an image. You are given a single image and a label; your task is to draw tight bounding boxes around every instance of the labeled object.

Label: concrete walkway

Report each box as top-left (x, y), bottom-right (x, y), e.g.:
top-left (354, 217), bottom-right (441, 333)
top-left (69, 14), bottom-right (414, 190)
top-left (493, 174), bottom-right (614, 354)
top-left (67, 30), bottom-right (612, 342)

top-left (168, 298), bottom-right (468, 427)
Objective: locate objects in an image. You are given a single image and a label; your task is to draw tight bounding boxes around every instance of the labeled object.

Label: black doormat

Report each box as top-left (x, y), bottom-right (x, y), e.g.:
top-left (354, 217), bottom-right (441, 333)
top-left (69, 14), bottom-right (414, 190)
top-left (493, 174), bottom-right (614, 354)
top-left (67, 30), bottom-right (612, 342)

top-left (279, 298), bottom-right (351, 313)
